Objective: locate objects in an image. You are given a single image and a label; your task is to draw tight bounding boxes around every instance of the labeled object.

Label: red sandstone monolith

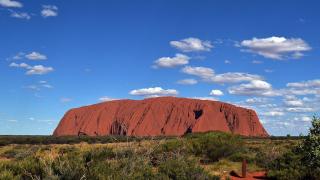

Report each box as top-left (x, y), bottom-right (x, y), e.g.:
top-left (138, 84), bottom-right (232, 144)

top-left (53, 97), bottom-right (269, 137)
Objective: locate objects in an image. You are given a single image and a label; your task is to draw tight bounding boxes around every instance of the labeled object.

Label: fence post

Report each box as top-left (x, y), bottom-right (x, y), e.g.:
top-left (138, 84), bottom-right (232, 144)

top-left (242, 159), bottom-right (247, 178)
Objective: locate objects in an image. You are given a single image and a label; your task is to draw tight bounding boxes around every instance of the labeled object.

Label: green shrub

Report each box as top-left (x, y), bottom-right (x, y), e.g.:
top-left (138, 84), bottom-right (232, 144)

top-left (0, 170), bottom-right (18, 180)
top-left (159, 139), bottom-right (184, 153)
top-left (18, 156), bottom-right (46, 179)
top-left (157, 156), bottom-right (219, 180)
top-left (86, 161), bottom-right (113, 179)
top-left (2, 149), bottom-right (17, 159)
top-left (1, 145), bottom-right (39, 160)
top-left (58, 145), bottom-right (78, 154)
top-left (267, 149), bottom-right (306, 180)
top-left (83, 147), bottom-right (115, 161)
top-left (114, 157), bottom-right (155, 180)
top-left (188, 132), bottom-right (244, 162)
top-left (115, 148), bottom-right (134, 158)
top-left (228, 150), bottom-right (254, 163)
top-left (149, 139), bottom-right (187, 166)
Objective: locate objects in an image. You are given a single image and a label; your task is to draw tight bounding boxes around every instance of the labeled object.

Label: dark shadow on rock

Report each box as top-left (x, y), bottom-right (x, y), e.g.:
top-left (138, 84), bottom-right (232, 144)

top-left (193, 109), bottom-right (203, 119)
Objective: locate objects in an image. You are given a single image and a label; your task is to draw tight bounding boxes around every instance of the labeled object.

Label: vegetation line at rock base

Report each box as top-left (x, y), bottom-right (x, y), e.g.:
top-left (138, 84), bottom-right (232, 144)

top-left (0, 132), bottom-right (304, 146)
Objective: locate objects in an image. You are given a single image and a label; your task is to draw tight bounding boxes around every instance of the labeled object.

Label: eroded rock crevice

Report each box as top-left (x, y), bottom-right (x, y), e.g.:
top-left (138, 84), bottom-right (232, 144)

top-left (193, 109), bottom-right (203, 120)
top-left (110, 121), bottom-right (128, 135)
top-left (78, 131), bottom-right (88, 136)
top-left (184, 126), bottom-right (193, 134)
top-left (220, 105), bottom-right (240, 133)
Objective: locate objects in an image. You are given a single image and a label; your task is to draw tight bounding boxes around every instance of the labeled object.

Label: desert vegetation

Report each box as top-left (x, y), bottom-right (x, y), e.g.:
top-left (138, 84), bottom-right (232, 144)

top-left (266, 116), bottom-right (320, 180)
top-left (0, 116), bottom-right (319, 180)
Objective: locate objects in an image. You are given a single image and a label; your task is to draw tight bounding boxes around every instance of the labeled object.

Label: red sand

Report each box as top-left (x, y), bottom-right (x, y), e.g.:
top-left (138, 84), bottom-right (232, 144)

top-left (230, 171), bottom-right (268, 180)
top-left (53, 97), bottom-right (268, 137)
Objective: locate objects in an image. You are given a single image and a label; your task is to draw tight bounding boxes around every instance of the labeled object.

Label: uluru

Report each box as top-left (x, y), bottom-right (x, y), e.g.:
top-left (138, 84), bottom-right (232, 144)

top-left (53, 97), bottom-right (268, 137)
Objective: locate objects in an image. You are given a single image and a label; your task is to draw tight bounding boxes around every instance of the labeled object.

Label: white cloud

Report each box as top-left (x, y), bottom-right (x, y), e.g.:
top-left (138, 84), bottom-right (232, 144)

top-left (284, 95), bottom-right (297, 101)
top-left (275, 121), bottom-right (291, 127)
top-left (25, 52), bottom-right (47, 60)
top-left (42, 84), bottom-right (53, 88)
top-left (210, 89), bottom-right (224, 96)
top-left (24, 81), bottom-right (53, 91)
top-left (12, 52), bottom-right (24, 60)
top-left (245, 97), bottom-right (269, 104)
top-left (9, 10), bottom-right (30, 19)
top-left (170, 37), bottom-right (213, 52)
top-left (302, 97), bottom-right (313, 102)
top-left (252, 60), bottom-right (263, 64)
top-left (287, 79), bottom-right (320, 88)
top-left (240, 36), bottom-right (311, 60)
top-left (228, 80), bottom-right (280, 97)
top-left (192, 97), bottom-right (217, 101)
top-left (259, 103), bottom-right (277, 108)
top-left (283, 96), bottom-right (304, 107)
top-left (286, 107), bottom-right (314, 113)
top-left (181, 66), bottom-right (215, 79)
top-left (39, 80), bottom-right (47, 84)
top-left (294, 116), bottom-right (312, 122)
top-left (211, 72), bottom-right (262, 84)
top-left (181, 66), bottom-right (262, 84)
top-left (284, 79), bottom-right (320, 96)
top-left (301, 116), bottom-right (312, 122)
top-left (224, 60), bottom-right (231, 64)
top-left (9, 62), bottom-right (54, 75)
top-left (41, 5), bottom-right (58, 17)
top-left (177, 78), bottom-right (197, 85)
top-left (7, 119), bottom-right (18, 122)
top-left (26, 65), bottom-right (54, 75)
top-left (129, 87), bottom-right (178, 97)
top-left (0, 0), bottom-right (22, 8)
top-left (19, 63), bottom-right (32, 69)
top-left (60, 97), bottom-right (72, 103)
top-left (28, 117), bottom-right (35, 121)
top-left (262, 111), bottom-right (284, 116)
top-left (9, 62), bottom-right (31, 68)
top-left (286, 89), bottom-right (318, 96)
top-left (153, 54), bottom-right (189, 68)
top-left (284, 100), bottom-right (304, 107)
top-left (264, 69), bottom-right (274, 73)
top-left (25, 85), bottom-right (40, 91)
top-left (98, 96), bottom-right (118, 102)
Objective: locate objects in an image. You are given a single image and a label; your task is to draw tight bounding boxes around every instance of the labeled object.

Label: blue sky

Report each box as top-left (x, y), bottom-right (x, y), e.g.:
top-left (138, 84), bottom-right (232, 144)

top-left (1, 0), bottom-right (319, 135)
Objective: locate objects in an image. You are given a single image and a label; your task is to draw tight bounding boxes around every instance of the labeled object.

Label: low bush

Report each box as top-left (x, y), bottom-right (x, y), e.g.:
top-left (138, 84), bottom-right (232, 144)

top-left (158, 139), bottom-right (185, 153)
top-left (228, 150), bottom-right (255, 163)
top-left (0, 170), bottom-right (17, 180)
top-left (2, 146), bottom-right (39, 160)
top-left (157, 156), bottom-right (219, 180)
top-left (267, 149), bottom-right (306, 180)
top-left (83, 147), bottom-right (115, 161)
top-left (188, 132), bottom-right (244, 162)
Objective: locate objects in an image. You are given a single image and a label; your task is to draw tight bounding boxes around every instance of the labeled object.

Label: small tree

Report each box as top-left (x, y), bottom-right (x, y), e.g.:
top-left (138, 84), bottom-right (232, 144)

top-left (301, 116), bottom-right (320, 173)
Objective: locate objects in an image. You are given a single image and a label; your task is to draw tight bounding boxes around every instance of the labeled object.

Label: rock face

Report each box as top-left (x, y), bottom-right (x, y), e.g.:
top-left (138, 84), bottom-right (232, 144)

top-left (53, 97), bottom-right (268, 137)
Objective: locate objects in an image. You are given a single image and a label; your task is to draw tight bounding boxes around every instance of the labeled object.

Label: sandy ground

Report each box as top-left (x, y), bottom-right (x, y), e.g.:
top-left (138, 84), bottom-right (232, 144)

top-left (229, 171), bottom-right (267, 180)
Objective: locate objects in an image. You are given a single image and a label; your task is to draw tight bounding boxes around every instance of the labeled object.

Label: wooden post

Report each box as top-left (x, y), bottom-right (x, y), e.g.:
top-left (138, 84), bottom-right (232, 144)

top-left (242, 159), bottom-right (247, 178)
